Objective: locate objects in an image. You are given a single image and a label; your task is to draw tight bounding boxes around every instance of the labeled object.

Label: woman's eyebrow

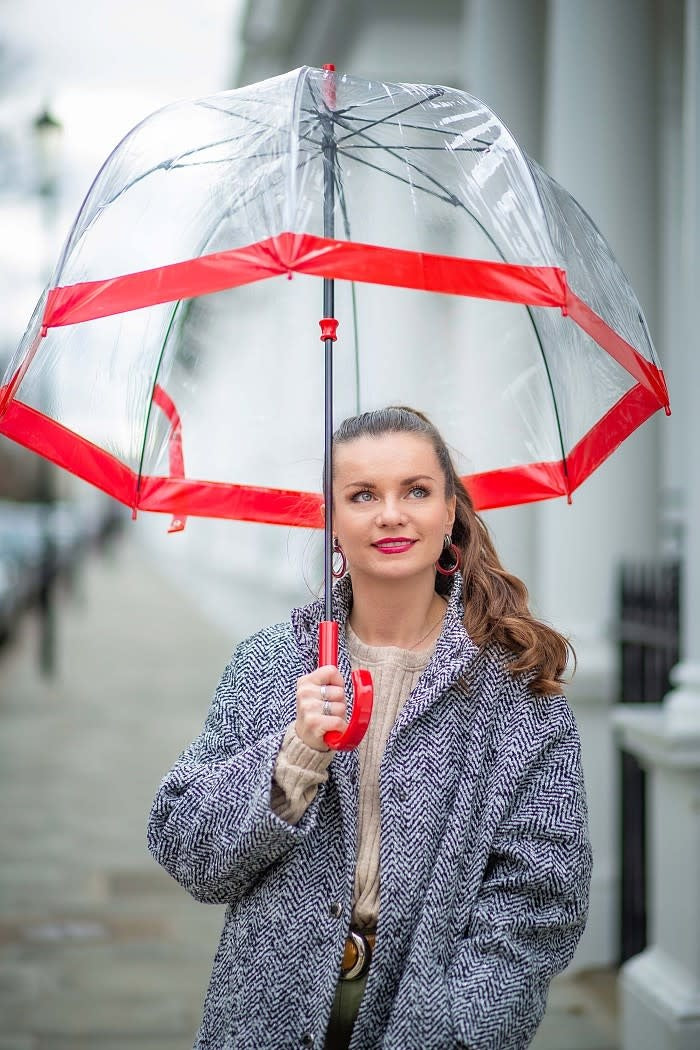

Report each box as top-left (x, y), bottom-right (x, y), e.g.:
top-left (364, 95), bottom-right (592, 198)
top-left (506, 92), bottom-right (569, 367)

top-left (342, 474), bottom-right (436, 490)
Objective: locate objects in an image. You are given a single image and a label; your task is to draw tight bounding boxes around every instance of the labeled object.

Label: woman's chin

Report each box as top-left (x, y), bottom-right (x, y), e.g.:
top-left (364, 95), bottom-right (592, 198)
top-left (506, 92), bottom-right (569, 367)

top-left (352, 556), bottom-right (436, 583)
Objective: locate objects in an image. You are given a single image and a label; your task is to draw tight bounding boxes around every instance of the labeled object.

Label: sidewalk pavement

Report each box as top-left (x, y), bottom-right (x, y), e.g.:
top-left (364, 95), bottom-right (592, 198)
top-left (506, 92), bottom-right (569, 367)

top-left (0, 536), bottom-right (620, 1049)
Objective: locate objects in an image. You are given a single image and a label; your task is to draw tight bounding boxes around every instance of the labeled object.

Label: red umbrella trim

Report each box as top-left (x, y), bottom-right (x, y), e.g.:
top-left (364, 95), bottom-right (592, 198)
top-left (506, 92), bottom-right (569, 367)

top-left (43, 233), bottom-right (567, 327)
top-left (0, 380), bottom-right (662, 524)
top-left (39, 233), bottom-right (669, 406)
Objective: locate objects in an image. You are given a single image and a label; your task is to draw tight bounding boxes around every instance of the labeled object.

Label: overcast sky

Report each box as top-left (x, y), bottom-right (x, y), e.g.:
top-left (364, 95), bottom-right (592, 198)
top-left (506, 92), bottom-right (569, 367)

top-left (0, 0), bottom-right (244, 349)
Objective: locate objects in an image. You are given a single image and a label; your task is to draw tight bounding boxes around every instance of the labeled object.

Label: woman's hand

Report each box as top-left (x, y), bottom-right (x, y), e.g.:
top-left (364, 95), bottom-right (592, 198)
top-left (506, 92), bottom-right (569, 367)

top-left (294, 666), bottom-right (348, 751)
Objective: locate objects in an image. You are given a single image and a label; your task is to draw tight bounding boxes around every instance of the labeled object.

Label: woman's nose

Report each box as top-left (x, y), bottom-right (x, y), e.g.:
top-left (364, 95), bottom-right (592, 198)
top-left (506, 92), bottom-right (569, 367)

top-left (376, 497), bottom-right (406, 525)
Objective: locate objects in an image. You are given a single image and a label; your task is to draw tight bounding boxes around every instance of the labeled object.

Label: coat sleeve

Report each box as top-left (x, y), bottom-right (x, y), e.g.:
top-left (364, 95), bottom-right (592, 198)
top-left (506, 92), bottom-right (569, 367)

top-left (447, 696), bottom-right (592, 1050)
top-left (146, 629), bottom-right (329, 905)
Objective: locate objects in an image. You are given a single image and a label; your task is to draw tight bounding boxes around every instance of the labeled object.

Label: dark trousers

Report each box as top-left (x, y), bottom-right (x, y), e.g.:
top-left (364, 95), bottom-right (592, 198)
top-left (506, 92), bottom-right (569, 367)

top-left (324, 972), bottom-right (369, 1049)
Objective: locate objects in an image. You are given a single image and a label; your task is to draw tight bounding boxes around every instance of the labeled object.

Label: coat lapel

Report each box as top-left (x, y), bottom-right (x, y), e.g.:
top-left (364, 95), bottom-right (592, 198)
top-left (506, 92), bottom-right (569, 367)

top-left (290, 573), bottom-right (480, 743)
top-left (389, 577), bottom-right (479, 741)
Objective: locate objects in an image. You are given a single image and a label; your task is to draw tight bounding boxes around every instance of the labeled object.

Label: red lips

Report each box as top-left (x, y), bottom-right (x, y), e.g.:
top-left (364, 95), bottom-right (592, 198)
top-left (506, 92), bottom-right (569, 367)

top-left (372, 537), bottom-right (416, 554)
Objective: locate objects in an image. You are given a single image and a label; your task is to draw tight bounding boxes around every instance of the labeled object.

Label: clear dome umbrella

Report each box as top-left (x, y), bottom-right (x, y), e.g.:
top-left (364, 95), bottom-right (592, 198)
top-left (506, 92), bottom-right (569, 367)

top-left (0, 65), bottom-right (669, 747)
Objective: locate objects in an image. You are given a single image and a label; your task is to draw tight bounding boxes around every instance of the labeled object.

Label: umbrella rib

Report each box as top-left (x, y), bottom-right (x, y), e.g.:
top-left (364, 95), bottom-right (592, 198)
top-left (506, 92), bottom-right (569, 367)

top-left (302, 83), bottom-right (411, 122)
top-left (298, 86), bottom-right (414, 128)
top-left (135, 298), bottom-right (185, 502)
top-left (335, 116), bottom-right (523, 253)
top-left (169, 116), bottom-right (316, 167)
top-left (166, 109), bottom-right (324, 174)
top-left (192, 153), bottom-right (319, 258)
top-left (196, 99), bottom-right (301, 134)
top-left (333, 114), bottom-right (463, 206)
top-left (305, 80), bottom-right (332, 124)
top-left (303, 82), bottom-right (444, 146)
top-left (332, 88), bottom-right (445, 146)
top-left (91, 133), bottom-right (268, 211)
top-left (189, 102), bottom-right (325, 152)
top-left (86, 130), bottom-right (323, 255)
top-left (93, 109), bottom-right (323, 213)
top-left (175, 123), bottom-right (277, 159)
top-left (338, 143), bottom-right (490, 152)
top-left (339, 149), bottom-right (458, 207)
top-left (168, 151), bottom-right (297, 168)
top-left (524, 311), bottom-right (571, 492)
top-left (336, 111), bottom-right (495, 147)
top-left (330, 86), bottom-right (408, 116)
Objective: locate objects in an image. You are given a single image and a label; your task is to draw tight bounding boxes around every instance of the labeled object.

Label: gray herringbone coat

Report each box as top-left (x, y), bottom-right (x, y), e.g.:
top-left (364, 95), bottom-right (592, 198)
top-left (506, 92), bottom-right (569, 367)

top-left (148, 574), bottom-right (592, 1049)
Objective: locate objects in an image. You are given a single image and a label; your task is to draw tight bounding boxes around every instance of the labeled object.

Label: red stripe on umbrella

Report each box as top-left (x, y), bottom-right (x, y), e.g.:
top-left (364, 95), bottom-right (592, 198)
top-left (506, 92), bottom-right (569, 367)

top-left (0, 379), bottom-right (662, 525)
top-left (42, 233), bottom-right (567, 327)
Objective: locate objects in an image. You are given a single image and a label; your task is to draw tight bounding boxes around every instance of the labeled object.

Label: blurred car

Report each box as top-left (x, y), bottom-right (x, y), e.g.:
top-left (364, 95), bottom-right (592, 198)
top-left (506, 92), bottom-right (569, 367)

top-left (0, 497), bottom-right (124, 652)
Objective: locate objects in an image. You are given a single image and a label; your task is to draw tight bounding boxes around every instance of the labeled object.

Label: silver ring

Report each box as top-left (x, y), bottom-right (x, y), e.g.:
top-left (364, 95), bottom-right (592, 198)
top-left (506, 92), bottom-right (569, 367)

top-left (323, 699), bottom-right (332, 717)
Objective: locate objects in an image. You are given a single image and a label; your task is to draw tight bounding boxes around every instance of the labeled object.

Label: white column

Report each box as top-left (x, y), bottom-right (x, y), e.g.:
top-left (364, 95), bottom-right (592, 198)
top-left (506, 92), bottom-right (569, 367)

top-left (666, 0), bottom-right (700, 727)
top-left (459, 0), bottom-right (545, 585)
top-left (657, 0), bottom-right (687, 560)
top-left (614, 3), bottom-right (700, 1047)
top-left (538, 0), bottom-right (660, 971)
top-left (460, 0), bottom-right (545, 152)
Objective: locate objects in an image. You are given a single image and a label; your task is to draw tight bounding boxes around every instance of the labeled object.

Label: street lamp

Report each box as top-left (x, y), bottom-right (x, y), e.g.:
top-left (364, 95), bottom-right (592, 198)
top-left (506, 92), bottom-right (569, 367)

top-left (33, 107), bottom-right (64, 200)
top-left (32, 104), bottom-right (63, 676)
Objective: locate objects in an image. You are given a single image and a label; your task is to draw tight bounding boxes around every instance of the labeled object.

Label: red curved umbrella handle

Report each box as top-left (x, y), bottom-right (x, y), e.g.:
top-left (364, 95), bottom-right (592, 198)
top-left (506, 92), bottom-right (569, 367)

top-left (318, 621), bottom-right (373, 751)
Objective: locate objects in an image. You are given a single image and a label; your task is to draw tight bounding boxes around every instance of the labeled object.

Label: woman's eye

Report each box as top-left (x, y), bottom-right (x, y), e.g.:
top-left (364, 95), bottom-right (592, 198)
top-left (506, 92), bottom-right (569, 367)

top-left (409, 486), bottom-right (429, 498)
top-left (351, 490), bottom-right (374, 502)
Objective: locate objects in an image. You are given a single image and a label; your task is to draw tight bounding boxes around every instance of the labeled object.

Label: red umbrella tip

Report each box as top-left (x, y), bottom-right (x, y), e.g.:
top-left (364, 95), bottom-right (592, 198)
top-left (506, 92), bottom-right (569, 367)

top-left (323, 63), bottom-right (335, 71)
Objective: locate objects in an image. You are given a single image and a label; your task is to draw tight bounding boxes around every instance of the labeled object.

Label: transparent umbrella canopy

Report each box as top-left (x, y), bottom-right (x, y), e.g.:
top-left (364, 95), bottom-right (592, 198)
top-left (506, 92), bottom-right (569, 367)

top-left (0, 64), bottom-right (669, 528)
top-left (0, 64), bottom-right (669, 750)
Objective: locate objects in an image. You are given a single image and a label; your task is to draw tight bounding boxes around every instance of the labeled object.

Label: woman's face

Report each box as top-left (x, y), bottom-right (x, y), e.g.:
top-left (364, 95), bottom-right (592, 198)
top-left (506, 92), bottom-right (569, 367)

top-left (333, 432), bottom-right (456, 584)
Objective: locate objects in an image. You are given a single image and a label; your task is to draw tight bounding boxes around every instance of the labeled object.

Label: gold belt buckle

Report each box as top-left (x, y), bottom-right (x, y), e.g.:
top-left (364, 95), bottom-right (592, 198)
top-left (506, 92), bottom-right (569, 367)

top-left (341, 929), bottom-right (371, 981)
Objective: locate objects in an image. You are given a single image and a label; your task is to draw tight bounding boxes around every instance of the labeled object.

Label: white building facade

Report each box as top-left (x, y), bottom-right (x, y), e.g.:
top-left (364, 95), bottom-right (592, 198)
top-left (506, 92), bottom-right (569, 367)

top-left (229, 3), bottom-right (699, 1046)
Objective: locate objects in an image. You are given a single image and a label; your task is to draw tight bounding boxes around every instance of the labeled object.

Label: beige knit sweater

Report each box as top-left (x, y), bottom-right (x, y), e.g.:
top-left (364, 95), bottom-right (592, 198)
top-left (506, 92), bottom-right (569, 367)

top-left (270, 623), bottom-right (433, 930)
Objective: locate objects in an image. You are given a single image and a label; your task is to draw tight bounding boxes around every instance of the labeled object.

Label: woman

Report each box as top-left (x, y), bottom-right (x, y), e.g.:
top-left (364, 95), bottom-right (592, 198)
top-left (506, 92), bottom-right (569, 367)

top-left (148, 406), bottom-right (592, 1050)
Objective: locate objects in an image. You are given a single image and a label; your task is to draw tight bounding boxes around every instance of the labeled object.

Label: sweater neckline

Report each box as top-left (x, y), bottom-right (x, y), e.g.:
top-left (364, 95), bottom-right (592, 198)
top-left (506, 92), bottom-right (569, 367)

top-left (344, 620), bottom-right (436, 671)
top-left (290, 571), bottom-right (479, 685)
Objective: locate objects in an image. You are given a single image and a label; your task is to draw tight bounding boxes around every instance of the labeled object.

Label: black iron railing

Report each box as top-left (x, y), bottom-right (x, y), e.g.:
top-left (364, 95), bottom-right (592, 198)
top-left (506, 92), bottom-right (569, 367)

top-left (617, 560), bottom-right (680, 963)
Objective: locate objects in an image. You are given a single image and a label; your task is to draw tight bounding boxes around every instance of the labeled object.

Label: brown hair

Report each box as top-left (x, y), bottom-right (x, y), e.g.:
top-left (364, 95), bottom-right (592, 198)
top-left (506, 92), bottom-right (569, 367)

top-left (332, 406), bottom-right (574, 696)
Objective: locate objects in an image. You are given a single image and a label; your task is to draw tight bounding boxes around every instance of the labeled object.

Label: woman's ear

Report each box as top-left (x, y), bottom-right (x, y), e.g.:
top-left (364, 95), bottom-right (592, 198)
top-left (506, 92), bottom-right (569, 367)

top-left (446, 495), bottom-right (457, 533)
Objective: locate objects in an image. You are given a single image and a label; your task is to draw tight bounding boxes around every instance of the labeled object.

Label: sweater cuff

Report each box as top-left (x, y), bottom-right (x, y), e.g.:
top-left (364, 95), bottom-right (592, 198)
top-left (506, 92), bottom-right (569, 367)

top-left (278, 723), bottom-right (336, 773)
top-left (270, 724), bottom-right (335, 825)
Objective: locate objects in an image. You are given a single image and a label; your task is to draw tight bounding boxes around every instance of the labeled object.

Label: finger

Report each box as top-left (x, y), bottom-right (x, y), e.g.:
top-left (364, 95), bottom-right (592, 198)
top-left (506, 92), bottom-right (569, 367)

top-left (322, 717), bottom-right (349, 739)
top-left (311, 666), bottom-right (345, 687)
top-left (298, 682), bottom-right (345, 703)
top-left (299, 697), bottom-right (346, 722)
top-left (319, 700), bottom-right (346, 717)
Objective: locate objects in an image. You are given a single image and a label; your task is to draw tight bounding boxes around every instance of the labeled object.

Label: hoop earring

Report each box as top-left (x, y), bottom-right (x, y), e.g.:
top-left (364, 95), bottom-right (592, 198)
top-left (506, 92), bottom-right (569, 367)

top-left (435, 534), bottom-right (460, 576)
top-left (332, 536), bottom-right (347, 579)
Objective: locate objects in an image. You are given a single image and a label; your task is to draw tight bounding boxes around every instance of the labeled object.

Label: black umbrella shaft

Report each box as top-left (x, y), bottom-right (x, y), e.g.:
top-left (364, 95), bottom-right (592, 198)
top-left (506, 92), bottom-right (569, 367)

top-left (323, 124), bottom-right (336, 623)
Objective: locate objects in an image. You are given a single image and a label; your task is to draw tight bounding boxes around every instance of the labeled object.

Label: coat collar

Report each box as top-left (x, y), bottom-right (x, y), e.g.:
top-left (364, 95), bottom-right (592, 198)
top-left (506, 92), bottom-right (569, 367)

top-left (290, 571), bottom-right (479, 684)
